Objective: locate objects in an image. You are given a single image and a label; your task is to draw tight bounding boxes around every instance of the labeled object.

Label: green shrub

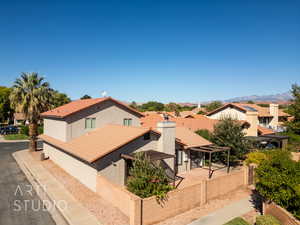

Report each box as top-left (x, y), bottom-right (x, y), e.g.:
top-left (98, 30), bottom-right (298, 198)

top-left (195, 129), bottom-right (212, 141)
top-left (245, 152), bottom-right (267, 165)
top-left (20, 125), bottom-right (29, 136)
top-left (223, 217), bottom-right (250, 225)
top-left (38, 126), bottom-right (43, 134)
top-left (127, 152), bottom-right (173, 200)
top-left (255, 215), bottom-right (281, 225)
top-left (255, 149), bottom-right (300, 219)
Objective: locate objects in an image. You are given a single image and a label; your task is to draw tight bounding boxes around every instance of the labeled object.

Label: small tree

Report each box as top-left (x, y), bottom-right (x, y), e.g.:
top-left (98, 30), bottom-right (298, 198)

top-left (127, 153), bottom-right (173, 200)
top-left (0, 86), bottom-right (13, 123)
top-left (212, 117), bottom-right (250, 164)
top-left (80, 94), bottom-right (91, 99)
top-left (51, 90), bottom-right (71, 108)
top-left (286, 84), bottom-right (300, 134)
top-left (205, 101), bottom-right (223, 112)
top-left (195, 129), bottom-right (212, 141)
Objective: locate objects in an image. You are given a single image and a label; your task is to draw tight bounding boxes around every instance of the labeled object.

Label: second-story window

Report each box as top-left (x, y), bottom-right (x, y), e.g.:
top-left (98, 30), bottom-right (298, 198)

top-left (123, 118), bottom-right (132, 126)
top-left (85, 118), bottom-right (96, 129)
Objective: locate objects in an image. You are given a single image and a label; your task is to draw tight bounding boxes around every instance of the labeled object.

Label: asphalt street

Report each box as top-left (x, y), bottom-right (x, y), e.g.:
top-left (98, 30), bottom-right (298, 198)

top-left (0, 141), bottom-right (56, 225)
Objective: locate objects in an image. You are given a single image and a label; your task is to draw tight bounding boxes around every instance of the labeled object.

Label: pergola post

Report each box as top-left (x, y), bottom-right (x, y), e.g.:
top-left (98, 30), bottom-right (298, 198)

top-left (209, 152), bottom-right (212, 178)
top-left (173, 156), bottom-right (176, 187)
top-left (227, 149), bottom-right (230, 173)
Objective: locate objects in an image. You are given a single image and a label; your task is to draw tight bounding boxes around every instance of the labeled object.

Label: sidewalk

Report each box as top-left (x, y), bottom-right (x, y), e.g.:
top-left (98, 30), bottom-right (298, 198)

top-left (13, 150), bottom-right (101, 225)
top-left (188, 197), bottom-right (254, 225)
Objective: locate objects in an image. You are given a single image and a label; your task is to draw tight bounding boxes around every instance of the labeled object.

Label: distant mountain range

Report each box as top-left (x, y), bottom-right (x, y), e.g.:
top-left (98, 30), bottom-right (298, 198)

top-left (223, 91), bottom-right (293, 103)
top-left (125, 91), bottom-right (293, 106)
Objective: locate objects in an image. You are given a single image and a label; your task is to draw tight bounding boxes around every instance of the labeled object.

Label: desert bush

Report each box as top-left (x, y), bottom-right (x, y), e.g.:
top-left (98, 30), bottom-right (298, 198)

top-left (245, 152), bottom-right (267, 165)
top-left (255, 215), bottom-right (281, 225)
top-left (223, 217), bottom-right (250, 225)
top-left (195, 129), bottom-right (212, 141)
top-left (20, 125), bottom-right (29, 136)
top-left (127, 152), bottom-right (173, 200)
top-left (255, 150), bottom-right (300, 219)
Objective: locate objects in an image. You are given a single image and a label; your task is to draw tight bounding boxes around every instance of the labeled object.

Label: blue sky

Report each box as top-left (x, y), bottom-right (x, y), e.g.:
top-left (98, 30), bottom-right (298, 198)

top-left (0, 0), bottom-right (299, 103)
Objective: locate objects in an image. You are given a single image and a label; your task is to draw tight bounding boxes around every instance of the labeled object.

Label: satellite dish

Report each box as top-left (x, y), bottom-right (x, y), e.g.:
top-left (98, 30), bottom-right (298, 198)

top-left (101, 91), bottom-right (107, 97)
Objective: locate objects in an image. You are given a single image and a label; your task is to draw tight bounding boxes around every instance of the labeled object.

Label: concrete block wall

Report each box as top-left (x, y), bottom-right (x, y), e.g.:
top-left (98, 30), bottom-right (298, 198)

top-left (141, 180), bottom-right (205, 225)
top-left (206, 169), bottom-right (245, 201)
top-left (95, 167), bottom-right (249, 225)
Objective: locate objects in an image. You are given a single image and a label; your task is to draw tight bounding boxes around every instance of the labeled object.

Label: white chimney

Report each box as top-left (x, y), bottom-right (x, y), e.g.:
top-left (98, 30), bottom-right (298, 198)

top-left (156, 121), bottom-right (176, 169)
top-left (269, 104), bottom-right (279, 129)
top-left (245, 111), bottom-right (259, 136)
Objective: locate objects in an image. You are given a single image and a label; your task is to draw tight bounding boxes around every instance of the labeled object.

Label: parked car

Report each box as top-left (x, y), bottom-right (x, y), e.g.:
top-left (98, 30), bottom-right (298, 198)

top-left (0, 126), bottom-right (19, 135)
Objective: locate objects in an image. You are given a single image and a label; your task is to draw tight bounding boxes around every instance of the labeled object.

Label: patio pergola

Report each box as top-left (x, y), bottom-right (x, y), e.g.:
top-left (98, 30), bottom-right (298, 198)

top-left (246, 134), bottom-right (289, 149)
top-left (121, 150), bottom-right (177, 186)
top-left (189, 145), bottom-right (231, 178)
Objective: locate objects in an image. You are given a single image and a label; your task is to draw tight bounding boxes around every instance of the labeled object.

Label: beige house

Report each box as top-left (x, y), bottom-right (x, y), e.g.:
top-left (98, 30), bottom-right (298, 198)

top-left (40, 97), bottom-right (212, 191)
top-left (206, 103), bottom-right (290, 136)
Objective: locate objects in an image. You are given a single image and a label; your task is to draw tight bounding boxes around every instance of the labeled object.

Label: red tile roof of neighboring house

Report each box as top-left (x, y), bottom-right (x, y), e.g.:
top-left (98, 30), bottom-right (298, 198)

top-left (206, 103), bottom-right (290, 118)
top-left (41, 97), bottom-right (144, 119)
top-left (141, 114), bottom-right (219, 132)
top-left (257, 126), bottom-right (275, 135)
top-left (14, 113), bottom-right (25, 120)
top-left (175, 127), bottom-right (211, 148)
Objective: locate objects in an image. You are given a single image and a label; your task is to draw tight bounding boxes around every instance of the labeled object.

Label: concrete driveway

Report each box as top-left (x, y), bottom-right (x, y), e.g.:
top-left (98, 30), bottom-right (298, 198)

top-left (0, 141), bottom-right (56, 225)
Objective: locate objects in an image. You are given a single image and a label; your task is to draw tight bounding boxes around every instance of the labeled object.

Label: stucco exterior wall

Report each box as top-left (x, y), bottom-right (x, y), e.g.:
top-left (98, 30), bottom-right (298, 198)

top-left (208, 107), bottom-right (246, 120)
top-left (206, 169), bottom-right (245, 200)
top-left (93, 133), bottom-right (160, 186)
top-left (44, 118), bottom-right (68, 141)
top-left (44, 143), bottom-right (98, 191)
top-left (64, 100), bottom-right (141, 141)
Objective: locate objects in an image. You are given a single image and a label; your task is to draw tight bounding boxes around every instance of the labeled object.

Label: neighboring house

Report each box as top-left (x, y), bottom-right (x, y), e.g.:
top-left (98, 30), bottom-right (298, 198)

top-left (141, 113), bottom-right (219, 132)
top-left (206, 103), bottom-right (290, 136)
top-left (40, 97), bottom-right (213, 191)
top-left (13, 112), bottom-right (26, 125)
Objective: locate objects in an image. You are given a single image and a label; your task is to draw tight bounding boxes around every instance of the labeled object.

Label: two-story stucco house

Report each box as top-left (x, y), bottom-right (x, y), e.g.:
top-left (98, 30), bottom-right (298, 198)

top-left (40, 97), bottom-right (212, 191)
top-left (206, 103), bottom-right (290, 136)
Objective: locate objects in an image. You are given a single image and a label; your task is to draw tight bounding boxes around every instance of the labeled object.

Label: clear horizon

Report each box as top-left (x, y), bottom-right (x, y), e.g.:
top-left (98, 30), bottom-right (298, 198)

top-left (1, 0), bottom-right (299, 103)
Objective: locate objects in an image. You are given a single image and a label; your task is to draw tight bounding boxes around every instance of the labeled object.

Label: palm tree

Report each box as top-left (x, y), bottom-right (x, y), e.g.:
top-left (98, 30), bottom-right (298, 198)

top-left (10, 72), bottom-right (52, 151)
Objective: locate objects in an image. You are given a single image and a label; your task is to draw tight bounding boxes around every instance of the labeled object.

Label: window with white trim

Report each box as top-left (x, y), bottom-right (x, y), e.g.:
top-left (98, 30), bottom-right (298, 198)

top-left (123, 118), bottom-right (132, 126)
top-left (85, 118), bottom-right (96, 129)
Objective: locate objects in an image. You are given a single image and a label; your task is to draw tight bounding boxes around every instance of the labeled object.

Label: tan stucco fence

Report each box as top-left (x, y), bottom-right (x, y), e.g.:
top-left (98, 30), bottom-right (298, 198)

top-left (263, 202), bottom-right (300, 225)
top-left (96, 168), bottom-right (249, 225)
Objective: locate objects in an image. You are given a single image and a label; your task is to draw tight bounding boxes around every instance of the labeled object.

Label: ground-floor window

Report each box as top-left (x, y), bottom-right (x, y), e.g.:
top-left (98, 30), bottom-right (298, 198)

top-left (176, 149), bottom-right (183, 165)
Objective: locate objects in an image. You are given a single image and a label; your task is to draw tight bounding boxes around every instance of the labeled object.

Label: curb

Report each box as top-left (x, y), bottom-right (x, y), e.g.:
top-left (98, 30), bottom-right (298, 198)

top-left (13, 150), bottom-right (101, 225)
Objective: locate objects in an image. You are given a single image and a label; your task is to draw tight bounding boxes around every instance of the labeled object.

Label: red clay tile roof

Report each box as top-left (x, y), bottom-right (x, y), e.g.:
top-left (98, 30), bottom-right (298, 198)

top-left (175, 127), bottom-right (212, 148)
top-left (257, 126), bottom-right (275, 135)
top-left (40, 124), bottom-right (153, 163)
top-left (206, 103), bottom-right (289, 118)
top-left (14, 113), bottom-right (25, 120)
top-left (41, 97), bottom-right (144, 119)
top-left (141, 114), bottom-right (219, 132)
top-left (40, 124), bottom-right (188, 162)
